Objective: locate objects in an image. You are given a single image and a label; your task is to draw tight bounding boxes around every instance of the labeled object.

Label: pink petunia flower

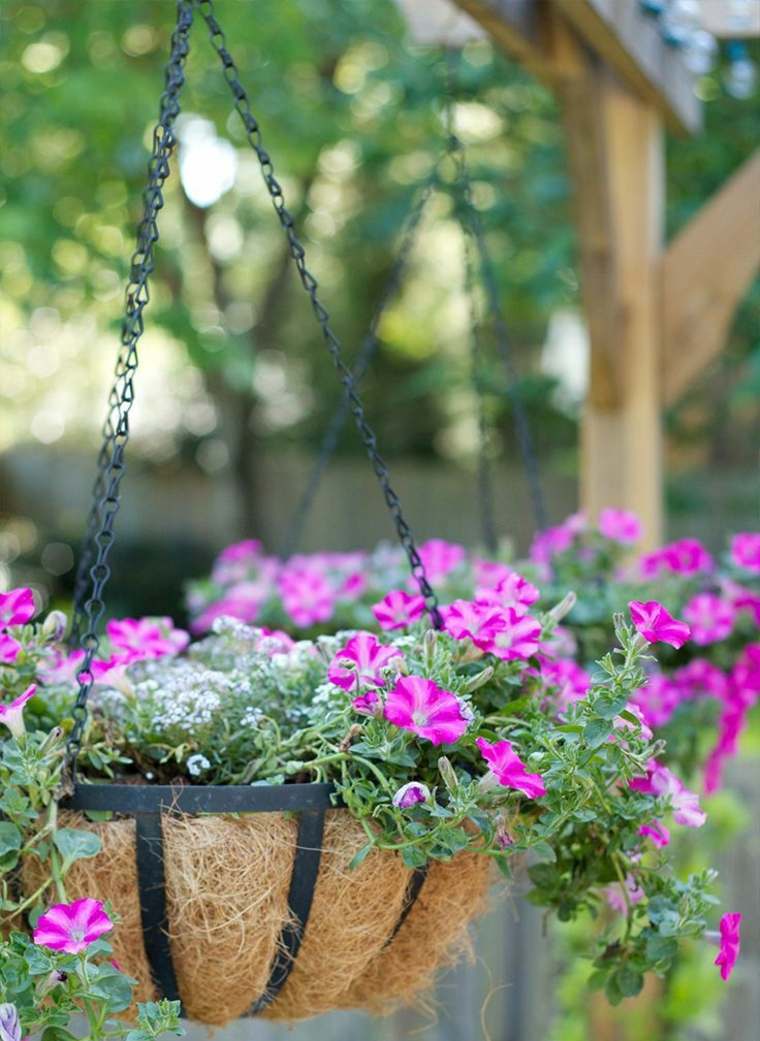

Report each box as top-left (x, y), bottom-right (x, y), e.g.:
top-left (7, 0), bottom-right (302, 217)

top-left (440, 599), bottom-right (506, 646)
top-left (0, 684), bottom-right (37, 739)
top-left (632, 672), bottom-right (684, 730)
top-left (33, 898), bottom-right (113, 955)
top-left (613, 703), bottom-right (654, 741)
top-left (598, 507), bottom-right (642, 545)
top-left (327, 632), bottom-right (403, 692)
top-left (476, 737), bottom-right (546, 798)
top-left (682, 593), bottom-right (735, 646)
top-left (714, 913), bottom-right (742, 981)
top-left (372, 590), bottom-right (426, 631)
top-left (630, 761), bottom-right (706, 828)
top-left (529, 515), bottom-right (586, 565)
top-left (540, 657), bottom-right (591, 714)
top-left (384, 675), bottom-right (469, 746)
top-left (486, 608), bottom-right (542, 662)
top-left (392, 781), bottom-right (430, 808)
top-left (674, 659), bottom-right (728, 701)
top-left (190, 585), bottom-right (265, 634)
top-left (639, 820), bottom-right (670, 847)
top-left (279, 569), bottom-right (336, 628)
top-left (417, 539), bottom-right (467, 583)
top-left (731, 533), bottom-right (760, 574)
top-left (0, 587), bottom-right (36, 627)
top-left (0, 633), bottom-right (21, 664)
top-left (106, 617), bottom-right (189, 660)
top-left (640, 538), bottom-right (713, 579)
top-left (217, 539), bottom-right (263, 565)
top-left (474, 565), bottom-right (540, 609)
top-left (629, 600), bottom-right (691, 649)
top-left (253, 628), bottom-right (295, 655)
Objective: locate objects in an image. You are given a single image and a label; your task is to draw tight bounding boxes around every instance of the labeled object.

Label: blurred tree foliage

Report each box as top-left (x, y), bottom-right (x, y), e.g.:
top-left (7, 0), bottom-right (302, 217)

top-left (0, 0), bottom-right (757, 535)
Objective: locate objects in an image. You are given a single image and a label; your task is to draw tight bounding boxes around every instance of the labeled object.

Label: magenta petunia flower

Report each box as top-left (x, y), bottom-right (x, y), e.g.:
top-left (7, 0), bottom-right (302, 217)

top-left (33, 898), bottom-right (113, 954)
top-left (106, 617), bottom-right (189, 660)
top-left (629, 600), bottom-right (691, 649)
top-left (417, 539), bottom-right (467, 583)
top-left (352, 689), bottom-right (381, 715)
top-left (190, 586), bottom-right (264, 633)
top-left (0, 633), bottom-right (21, 664)
top-left (639, 820), bottom-right (670, 847)
top-left (0, 684), bottom-right (36, 739)
top-left (640, 538), bottom-right (713, 579)
top-left (631, 672), bottom-right (684, 730)
top-left (714, 912), bottom-right (742, 981)
top-left (731, 532), bottom-right (760, 574)
top-left (675, 659), bottom-right (728, 701)
top-left (682, 593), bottom-right (735, 646)
top-left (529, 513), bottom-right (586, 565)
top-left (476, 737), bottom-right (546, 798)
top-left (327, 632), bottom-right (403, 691)
top-left (384, 675), bottom-right (469, 746)
top-left (0, 587), bottom-right (36, 627)
top-left (217, 539), bottom-right (263, 564)
top-left (613, 702), bottom-right (654, 741)
top-left (440, 599), bottom-right (506, 646)
top-left (90, 652), bottom-right (139, 688)
top-left (474, 564), bottom-right (539, 609)
top-left (630, 761), bottom-right (706, 828)
top-left (598, 507), bottom-right (642, 545)
top-left (372, 589), bottom-right (426, 631)
top-left (487, 608), bottom-right (542, 662)
top-left (38, 648), bottom-right (86, 685)
top-left (392, 781), bottom-right (430, 808)
top-left (279, 569), bottom-right (336, 627)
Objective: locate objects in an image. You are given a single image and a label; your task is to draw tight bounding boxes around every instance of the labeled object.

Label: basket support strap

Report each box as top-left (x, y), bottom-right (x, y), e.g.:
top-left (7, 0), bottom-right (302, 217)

top-left (134, 812), bottom-right (184, 1010)
top-left (385, 865), bottom-right (428, 947)
top-left (249, 806), bottom-right (327, 1015)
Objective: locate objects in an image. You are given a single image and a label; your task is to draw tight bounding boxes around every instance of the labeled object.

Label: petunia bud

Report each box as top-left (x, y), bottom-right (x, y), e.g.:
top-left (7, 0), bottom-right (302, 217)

top-left (423, 626), bottom-right (437, 668)
top-left (546, 592), bottom-right (576, 626)
top-left (42, 611), bottom-right (68, 643)
top-left (0, 1003), bottom-right (21, 1041)
top-left (437, 756), bottom-right (459, 793)
top-left (462, 666), bottom-right (494, 693)
top-left (37, 969), bottom-right (67, 996)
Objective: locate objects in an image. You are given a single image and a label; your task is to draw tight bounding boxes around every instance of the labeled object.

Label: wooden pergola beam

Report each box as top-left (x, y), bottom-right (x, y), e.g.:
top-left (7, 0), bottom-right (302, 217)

top-left (454, 0), bottom-right (700, 134)
top-left (661, 149), bottom-right (760, 405)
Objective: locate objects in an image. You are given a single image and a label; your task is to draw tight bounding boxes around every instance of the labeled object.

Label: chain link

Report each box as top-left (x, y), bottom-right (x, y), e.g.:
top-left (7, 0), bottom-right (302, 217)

top-left (198, 0), bottom-right (441, 625)
top-left (64, 0), bottom-right (195, 779)
top-left (282, 175), bottom-right (435, 558)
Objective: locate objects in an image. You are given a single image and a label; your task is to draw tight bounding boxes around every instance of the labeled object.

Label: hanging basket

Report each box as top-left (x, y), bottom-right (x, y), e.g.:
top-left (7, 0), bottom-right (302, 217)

top-left (55, 2), bottom-right (495, 1025)
top-left (29, 784), bottom-right (492, 1025)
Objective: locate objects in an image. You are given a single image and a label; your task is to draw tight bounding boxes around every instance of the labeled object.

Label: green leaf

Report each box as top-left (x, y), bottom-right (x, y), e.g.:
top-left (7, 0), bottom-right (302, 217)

top-left (614, 964), bottom-right (644, 998)
top-left (0, 820), bottom-right (22, 871)
top-left (53, 827), bottom-right (102, 868)
top-left (583, 719), bottom-right (613, 747)
top-left (645, 933), bottom-right (678, 964)
top-left (348, 843), bottom-right (373, 871)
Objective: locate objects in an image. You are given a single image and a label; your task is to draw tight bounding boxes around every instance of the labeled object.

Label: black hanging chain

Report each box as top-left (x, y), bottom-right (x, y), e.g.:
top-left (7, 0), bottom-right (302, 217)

top-left (442, 50), bottom-right (548, 534)
top-left (64, 1), bottom-right (195, 779)
top-left (281, 174), bottom-right (435, 559)
top-left (197, 0), bottom-right (441, 626)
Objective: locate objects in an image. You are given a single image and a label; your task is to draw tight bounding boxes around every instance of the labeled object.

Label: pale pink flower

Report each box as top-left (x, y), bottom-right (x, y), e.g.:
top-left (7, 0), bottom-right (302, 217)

top-left (218, 539), bottom-right (263, 564)
top-left (542, 625), bottom-right (577, 659)
top-left (714, 912), bottom-right (742, 981)
top-left (372, 590), bottom-right (425, 631)
top-left (473, 560), bottom-right (512, 592)
top-left (731, 532), bottom-right (760, 574)
top-left (384, 675), bottom-right (469, 746)
top-left (683, 593), bottom-right (735, 645)
top-left (598, 507), bottom-right (642, 544)
top-left (0, 633), bottom-right (21, 664)
top-left (440, 599), bottom-right (506, 646)
top-left (722, 579), bottom-right (760, 626)
top-left (328, 632), bottom-right (403, 692)
top-left (530, 515), bottom-right (585, 565)
top-left (0, 684), bottom-right (36, 739)
top-left (605, 875), bottom-right (644, 914)
top-left (0, 1003), bottom-right (21, 1041)
top-left (639, 821), bottom-right (670, 847)
top-left (613, 703), bottom-right (653, 741)
top-left (191, 585), bottom-right (264, 633)
top-left (417, 539), bottom-right (466, 583)
top-left (629, 600), bottom-right (690, 649)
top-left (0, 587), bottom-right (36, 626)
top-left (106, 617), bottom-right (189, 660)
top-left (38, 648), bottom-right (86, 685)
top-left (630, 761), bottom-right (706, 827)
top-left (33, 898), bottom-right (113, 954)
top-left (339, 571), bottom-right (367, 601)
top-left (476, 737), bottom-right (546, 798)
top-left (253, 628), bottom-right (295, 655)
top-left (90, 652), bottom-right (140, 688)
top-left (392, 781), bottom-right (430, 808)
top-left (487, 608), bottom-right (542, 662)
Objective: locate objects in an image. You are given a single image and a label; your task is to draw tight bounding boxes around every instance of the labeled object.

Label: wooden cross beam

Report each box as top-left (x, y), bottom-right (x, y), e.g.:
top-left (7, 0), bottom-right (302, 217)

top-left (445, 0), bottom-right (759, 546)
